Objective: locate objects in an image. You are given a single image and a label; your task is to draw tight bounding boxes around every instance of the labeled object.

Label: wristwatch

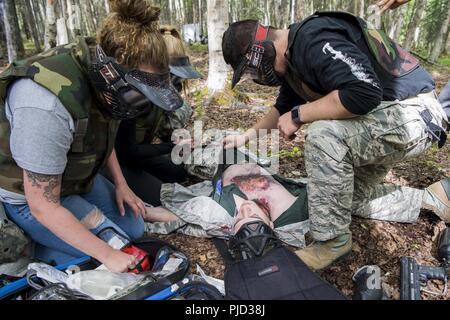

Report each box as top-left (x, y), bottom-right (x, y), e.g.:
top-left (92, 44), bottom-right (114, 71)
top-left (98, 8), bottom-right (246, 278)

top-left (291, 105), bottom-right (304, 125)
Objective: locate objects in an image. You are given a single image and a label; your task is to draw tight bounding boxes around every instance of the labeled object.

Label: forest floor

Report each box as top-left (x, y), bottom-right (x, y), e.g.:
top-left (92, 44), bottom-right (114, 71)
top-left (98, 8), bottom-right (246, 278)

top-left (1, 45), bottom-right (449, 300)
top-left (156, 45), bottom-right (450, 300)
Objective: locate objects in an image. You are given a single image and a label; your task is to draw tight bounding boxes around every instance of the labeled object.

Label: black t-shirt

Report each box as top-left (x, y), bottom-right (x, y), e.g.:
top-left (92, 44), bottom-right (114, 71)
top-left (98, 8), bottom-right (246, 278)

top-left (275, 16), bottom-right (435, 115)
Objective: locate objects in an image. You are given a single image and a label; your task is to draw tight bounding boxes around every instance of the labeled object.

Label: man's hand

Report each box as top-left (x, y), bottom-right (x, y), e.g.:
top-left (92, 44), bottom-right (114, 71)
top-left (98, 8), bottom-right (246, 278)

top-left (115, 183), bottom-right (146, 218)
top-left (222, 134), bottom-right (248, 149)
top-left (277, 112), bottom-right (301, 140)
top-left (377, 0), bottom-right (410, 14)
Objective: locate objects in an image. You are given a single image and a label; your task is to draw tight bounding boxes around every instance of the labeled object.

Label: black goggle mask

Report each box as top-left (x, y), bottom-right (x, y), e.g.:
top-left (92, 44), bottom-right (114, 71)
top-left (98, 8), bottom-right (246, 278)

top-left (169, 56), bottom-right (203, 92)
top-left (233, 25), bottom-right (282, 88)
top-left (88, 45), bottom-right (183, 120)
top-left (229, 221), bottom-right (279, 260)
top-left (169, 56), bottom-right (202, 80)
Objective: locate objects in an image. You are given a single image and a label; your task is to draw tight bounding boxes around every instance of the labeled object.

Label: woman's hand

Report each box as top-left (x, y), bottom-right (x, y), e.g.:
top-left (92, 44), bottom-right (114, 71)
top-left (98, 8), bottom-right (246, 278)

top-left (102, 249), bottom-right (138, 273)
top-left (174, 138), bottom-right (195, 149)
top-left (115, 183), bottom-right (146, 218)
top-left (377, 0), bottom-right (410, 14)
top-left (222, 134), bottom-right (248, 149)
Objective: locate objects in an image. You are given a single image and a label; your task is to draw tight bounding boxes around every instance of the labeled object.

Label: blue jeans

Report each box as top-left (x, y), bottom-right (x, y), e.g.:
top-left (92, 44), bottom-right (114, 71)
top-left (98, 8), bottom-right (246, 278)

top-left (3, 174), bottom-right (145, 265)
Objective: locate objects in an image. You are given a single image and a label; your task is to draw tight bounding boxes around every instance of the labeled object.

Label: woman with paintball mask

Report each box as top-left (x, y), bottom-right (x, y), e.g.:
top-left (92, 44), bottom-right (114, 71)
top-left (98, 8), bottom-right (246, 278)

top-left (0, 0), bottom-right (182, 272)
top-left (114, 26), bottom-right (202, 207)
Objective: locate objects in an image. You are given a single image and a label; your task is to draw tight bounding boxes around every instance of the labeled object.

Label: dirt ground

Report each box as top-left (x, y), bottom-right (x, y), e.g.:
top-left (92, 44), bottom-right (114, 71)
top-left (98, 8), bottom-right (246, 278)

top-left (156, 48), bottom-right (450, 300)
top-left (1, 47), bottom-right (449, 300)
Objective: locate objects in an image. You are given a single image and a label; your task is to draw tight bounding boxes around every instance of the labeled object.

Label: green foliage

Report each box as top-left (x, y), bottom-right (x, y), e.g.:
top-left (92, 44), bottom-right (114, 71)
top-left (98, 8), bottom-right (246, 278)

top-left (421, 0), bottom-right (448, 52)
top-left (398, 0), bottom-right (417, 44)
top-left (23, 39), bottom-right (36, 54)
top-left (191, 87), bottom-right (209, 118)
top-left (188, 43), bottom-right (208, 53)
top-left (277, 146), bottom-right (303, 159)
top-left (438, 54), bottom-right (450, 67)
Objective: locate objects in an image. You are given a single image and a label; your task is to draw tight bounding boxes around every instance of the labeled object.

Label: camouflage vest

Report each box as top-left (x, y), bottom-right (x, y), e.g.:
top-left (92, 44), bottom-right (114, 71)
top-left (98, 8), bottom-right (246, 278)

top-left (134, 100), bottom-right (193, 144)
top-left (134, 107), bottom-right (165, 144)
top-left (284, 11), bottom-right (420, 102)
top-left (0, 37), bottom-right (119, 196)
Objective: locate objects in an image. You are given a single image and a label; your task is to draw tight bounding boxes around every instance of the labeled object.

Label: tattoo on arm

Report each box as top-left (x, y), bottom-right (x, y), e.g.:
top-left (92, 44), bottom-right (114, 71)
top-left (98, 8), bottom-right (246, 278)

top-left (25, 171), bottom-right (62, 204)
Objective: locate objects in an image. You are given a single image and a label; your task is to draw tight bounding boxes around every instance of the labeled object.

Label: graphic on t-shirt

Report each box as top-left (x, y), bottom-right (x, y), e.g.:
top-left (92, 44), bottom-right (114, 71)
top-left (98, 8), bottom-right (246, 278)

top-left (322, 42), bottom-right (380, 89)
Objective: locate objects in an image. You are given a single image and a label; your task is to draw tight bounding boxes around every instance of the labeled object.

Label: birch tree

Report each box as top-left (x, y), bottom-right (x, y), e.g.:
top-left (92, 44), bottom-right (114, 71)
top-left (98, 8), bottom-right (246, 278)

top-left (206, 0), bottom-right (229, 93)
top-left (403, 0), bottom-right (426, 51)
top-left (22, 0), bottom-right (42, 52)
top-left (44, 0), bottom-right (57, 49)
top-left (1, 0), bottom-right (25, 63)
top-left (0, 3), bottom-right (5, 59)
top-left (66, 0), bottom-right (81, 39)
top-left (104, 0), bottom-right (109, 14)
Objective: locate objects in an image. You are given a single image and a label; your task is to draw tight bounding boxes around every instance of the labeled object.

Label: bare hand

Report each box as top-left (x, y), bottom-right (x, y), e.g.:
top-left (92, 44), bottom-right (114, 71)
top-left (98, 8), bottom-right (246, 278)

top-left (377, 0), bottom-right (410, 14)
top-left (103, 249), bottom-right (137, 273)
top-left (174, 138), bottom-right (194, 148)
top-left (277, 112), bottom-right (301, 140)
top-left (115, 183), bottom-right (146, 218)
top-left (222, 134), bottom-right (248, 149)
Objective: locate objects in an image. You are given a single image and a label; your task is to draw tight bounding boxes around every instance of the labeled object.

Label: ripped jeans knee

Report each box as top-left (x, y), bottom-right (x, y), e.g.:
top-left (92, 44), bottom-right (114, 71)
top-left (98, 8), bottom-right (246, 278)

top-left (81, 207), bottom-right (106, 230)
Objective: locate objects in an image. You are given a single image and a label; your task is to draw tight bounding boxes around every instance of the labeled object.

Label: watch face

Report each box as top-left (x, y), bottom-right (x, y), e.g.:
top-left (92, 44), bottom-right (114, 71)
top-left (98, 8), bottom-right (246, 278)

top-left (291, 107), bottom-right (300, 124)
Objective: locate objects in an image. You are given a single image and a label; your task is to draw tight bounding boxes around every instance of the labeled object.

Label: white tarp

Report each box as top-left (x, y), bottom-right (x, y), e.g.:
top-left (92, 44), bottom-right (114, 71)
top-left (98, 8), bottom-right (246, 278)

top-left (182, 24), bottom-right (201, 43)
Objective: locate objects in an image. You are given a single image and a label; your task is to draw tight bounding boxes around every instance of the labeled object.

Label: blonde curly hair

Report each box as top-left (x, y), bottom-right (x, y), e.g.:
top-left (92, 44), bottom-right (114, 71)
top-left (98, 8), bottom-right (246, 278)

top-left (98, 0), bottom-right (168, 70)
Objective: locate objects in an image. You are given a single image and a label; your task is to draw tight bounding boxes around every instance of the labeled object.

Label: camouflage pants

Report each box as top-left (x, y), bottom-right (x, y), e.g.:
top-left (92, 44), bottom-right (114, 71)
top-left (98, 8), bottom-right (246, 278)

top-left (304, 92), bottom-right (447, 241)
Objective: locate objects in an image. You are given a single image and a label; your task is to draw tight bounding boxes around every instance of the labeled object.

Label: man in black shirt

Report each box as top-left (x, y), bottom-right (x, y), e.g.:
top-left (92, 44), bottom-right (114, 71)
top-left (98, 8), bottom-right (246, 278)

top-left (221, 12), bottom-right (449, 270)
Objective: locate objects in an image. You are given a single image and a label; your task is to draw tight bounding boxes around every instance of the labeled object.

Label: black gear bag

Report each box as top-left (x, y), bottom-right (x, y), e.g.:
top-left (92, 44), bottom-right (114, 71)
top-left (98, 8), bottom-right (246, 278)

top-left (213, 237), bottom-right (347, 300)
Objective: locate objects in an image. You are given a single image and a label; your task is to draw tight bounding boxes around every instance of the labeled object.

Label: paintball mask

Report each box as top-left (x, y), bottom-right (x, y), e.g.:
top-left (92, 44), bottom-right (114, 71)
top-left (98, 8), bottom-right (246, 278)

top-left (231, 24), bottom-right (281, 88)
top-left (169, 56), bottom-right (202, 92)
top-left (229, 221), bottom-right (279, 260)
top-left (88, 45), bottom-right (183, 120)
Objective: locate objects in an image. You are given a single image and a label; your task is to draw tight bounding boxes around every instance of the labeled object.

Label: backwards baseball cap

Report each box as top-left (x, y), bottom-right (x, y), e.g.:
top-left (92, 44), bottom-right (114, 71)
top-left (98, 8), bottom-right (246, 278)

top-left (222, 20), bottom-right (281, 88)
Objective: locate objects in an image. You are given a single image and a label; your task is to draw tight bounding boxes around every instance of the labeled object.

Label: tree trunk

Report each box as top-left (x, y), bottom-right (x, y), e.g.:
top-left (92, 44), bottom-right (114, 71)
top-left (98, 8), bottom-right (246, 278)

top-left (280, 0), bottom-right (289, 28)
top-left (389, 4), bottom-right (407, 41)
top-left (429, 2), bottom-right (450, 63)
top-left (82, 0), bottom-right (96, 35)
top-left (264, 0), bottom-right (270, 25)
top-left (22, 0), bottom-right (42, 52)
top-left (66, 0), bottom-right (81, 39)
top-left (403, 0), bottom-right (426, 51)
top-left (18, 4), bottom-right (30, 40)
top-left (104, 0), bottom-right (110, 14)
top-left (198, 0), bottom-right (205, 37)
top-left (44, 0), bottom-right (57, 49)
top-left (445, 29), bottom-right (450, 54)
top-left (206, 0), bottom-right (229, 93)
top-left (89, 0), bottom-right (101, 27)
top-left (289, 0), bottom-right (295, 24)
top-left (1, 0), bottom-right (25, 62)
top-left (296, 0), bottom-right (305, 21)
top-left (0, 3), bottom-right (6, 59)
top-left (58, 0), bottom-right (70, 42)
top-left (32, 0), bottom-right (45, 41)
top-left (88, 0), bottom-right (98, 29)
